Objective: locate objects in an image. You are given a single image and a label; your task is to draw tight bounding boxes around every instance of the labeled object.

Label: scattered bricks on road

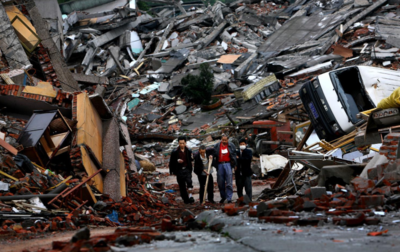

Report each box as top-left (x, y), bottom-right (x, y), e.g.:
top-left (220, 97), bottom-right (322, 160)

top-left (351, 177), bottom-right (375, 193)
top-left (297, 217), bottom-right (327, 226)
top-left (333, 213), bottom-right (366, 226)
top-left (161, 219), bottom-right (173, 232)
top-left (258, 216), bottom-right (299, 225)
top-left (181, 209), bottom-right (196, 223)
top-left (359, 195), bottom-right (385, 208)
top-left (365, 217), bottom-right (381, 225)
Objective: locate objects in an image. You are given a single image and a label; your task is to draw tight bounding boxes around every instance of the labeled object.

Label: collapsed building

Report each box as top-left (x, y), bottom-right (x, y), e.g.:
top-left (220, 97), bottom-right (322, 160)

top-left (2, 0), bottom-right (400, 249)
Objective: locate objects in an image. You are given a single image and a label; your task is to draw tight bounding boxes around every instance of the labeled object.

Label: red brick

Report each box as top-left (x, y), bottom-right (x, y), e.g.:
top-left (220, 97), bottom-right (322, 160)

top-left (359, 195), bottom-right (384, 208)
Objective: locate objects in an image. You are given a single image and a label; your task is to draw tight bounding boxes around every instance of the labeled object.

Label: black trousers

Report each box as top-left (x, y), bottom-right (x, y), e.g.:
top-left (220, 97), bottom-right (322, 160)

top-left (197, 174), bottom-right (214, 203)
top-left (236, 175), bottom-right (252, 200)
top-left (176, 169), bottom-right (193, 203)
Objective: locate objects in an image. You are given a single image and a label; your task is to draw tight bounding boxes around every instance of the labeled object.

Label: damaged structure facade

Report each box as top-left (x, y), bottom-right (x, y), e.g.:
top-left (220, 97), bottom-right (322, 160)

top-left (2, 0), bottom-right (400, 250)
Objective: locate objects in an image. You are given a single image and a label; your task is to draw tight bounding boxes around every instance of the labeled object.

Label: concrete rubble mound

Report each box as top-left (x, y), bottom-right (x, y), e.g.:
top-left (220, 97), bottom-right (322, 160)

top-left (2, 0), bottom-right (400, 250)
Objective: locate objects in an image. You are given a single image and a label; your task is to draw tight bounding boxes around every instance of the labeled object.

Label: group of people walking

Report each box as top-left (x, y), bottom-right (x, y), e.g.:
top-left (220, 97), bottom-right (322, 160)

top-left (169, 135), bottom-right (253, 204)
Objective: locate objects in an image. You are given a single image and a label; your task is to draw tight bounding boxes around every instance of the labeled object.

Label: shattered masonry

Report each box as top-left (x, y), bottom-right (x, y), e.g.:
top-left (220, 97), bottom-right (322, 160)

top-left (3, 0), bottom-right (400, 250)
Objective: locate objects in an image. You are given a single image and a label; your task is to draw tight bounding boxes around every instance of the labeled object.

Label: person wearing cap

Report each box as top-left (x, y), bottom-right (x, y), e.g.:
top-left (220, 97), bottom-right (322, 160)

top-left (194, 145), bottom-right (215, 204)
top-left (169, 136), bottom-right (194, 204)
top-left (235, 138), bottom-right (253, 200)
top-left (213, 134), bottom-right (237, 203)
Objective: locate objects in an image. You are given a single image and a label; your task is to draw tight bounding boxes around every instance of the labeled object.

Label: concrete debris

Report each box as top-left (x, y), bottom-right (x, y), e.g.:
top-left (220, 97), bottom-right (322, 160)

top-left (3, 0), bottom-right (400, 249)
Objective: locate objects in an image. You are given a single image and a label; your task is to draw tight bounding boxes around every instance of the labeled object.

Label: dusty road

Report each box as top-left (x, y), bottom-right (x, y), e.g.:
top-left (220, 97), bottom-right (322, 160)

top-left (157, 167), bottom-right (267, 203)
top-left (0, 227), bottom-right (117, 252)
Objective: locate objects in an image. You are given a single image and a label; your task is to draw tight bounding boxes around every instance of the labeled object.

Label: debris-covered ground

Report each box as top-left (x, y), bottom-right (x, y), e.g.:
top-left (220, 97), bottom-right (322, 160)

top-left (3, 0), bottom-right (400, 251)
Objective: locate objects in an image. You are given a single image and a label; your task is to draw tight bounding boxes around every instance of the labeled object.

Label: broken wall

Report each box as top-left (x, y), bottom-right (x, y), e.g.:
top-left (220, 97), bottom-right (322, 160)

top-left (81, 146), bottom-right (103, 193)
top-left (34, 0), bottom-right (64, 50)
top-left (59, 0), bottom-right (116, 14)
top-left (0, 3), bottom-right (31, 69)
top-left (103, 118), bottom-right (122, 201)
top-left (76, 93), bottom-right (103, 165)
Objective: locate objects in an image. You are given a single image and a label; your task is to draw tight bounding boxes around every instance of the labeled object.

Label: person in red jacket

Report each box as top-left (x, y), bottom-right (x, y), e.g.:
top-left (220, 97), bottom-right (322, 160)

top-left (213, 134), bottom-right (237, 204)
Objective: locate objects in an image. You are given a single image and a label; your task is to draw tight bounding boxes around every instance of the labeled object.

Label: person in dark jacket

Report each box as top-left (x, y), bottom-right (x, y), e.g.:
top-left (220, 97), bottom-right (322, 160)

top-left (235, 138), bottom-right (253, 200)
top-left (213, 134), bottom-right (237, 203)
top-left (169, 136), bottom-right (194, 204)
top-left (194, 145), bottom-right (215, 204)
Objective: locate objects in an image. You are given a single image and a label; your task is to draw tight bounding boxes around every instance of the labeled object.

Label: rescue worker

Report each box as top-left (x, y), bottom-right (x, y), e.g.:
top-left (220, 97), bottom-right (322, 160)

top-left (169, 136), bottom-right (194, 204)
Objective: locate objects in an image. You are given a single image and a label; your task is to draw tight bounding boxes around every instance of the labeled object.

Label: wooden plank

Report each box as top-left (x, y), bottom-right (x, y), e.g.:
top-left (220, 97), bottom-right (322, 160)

top-left (55, 146), bottom-right (70, 156)
top-left (62, 161), bottom-right (103, 198)
top-left (81, 183), bottom-right (97, 205)
top-left (0, 138), bottom-right (18, 155)
top-left (57, 110), bottom-right (73, 133)
top-left (0, 73), bottom-right (15, 84)
top-left (76, 93), bottom-right (103, 164)
top-left (81, 146), bottom-right (103, 193)
top-left (212, 93), bottom-right (234, 98)
top-left (40, 136), bottom-right (53, 157)
top-left (47, 176), bottom-right (72, 190)
top-left (120, 152), bottom-right (126, 197)
top-left (236, 116), bottom-right (255, 120)
top-left (217, 54), bottom-right (241, 64)
top-left (51, 132), bottom-right (68, 147)
top-left (0, 170), bottom-right (18, 181)
top-left (23, 82), bottom-right (57, 98)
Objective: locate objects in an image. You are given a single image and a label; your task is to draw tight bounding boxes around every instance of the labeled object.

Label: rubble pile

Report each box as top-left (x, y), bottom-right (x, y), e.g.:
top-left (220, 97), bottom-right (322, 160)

top-left (0, 165), bottom-right (214, 237)
top-left (4, 0), bottom-right (400, 249)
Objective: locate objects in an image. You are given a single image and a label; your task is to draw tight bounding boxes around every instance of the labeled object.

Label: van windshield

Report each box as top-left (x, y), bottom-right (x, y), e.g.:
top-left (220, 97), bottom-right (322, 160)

top-left (330, 67), bottom-right (375, 124)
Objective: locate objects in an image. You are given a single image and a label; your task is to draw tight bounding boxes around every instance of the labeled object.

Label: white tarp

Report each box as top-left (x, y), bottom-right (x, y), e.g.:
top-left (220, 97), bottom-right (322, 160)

top-left (260, 154), bottom-right (303, 175)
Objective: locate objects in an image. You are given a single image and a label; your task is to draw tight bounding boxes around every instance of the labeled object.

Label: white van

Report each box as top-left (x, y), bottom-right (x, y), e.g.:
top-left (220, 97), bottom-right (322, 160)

top-left (300, 66), bottom-right (400, 141)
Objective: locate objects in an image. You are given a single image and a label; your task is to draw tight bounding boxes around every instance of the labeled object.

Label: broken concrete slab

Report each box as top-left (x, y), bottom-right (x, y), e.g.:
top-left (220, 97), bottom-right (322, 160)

top-left (153, 49), bottom-right (190, 74)
top-left (109, 46), bottom-right (126, 74)
top-left (175, 105), bottom-right (187, 115)
top-left (197, 20), bottom-right (228, 50)
top-left (0, 4), bottom-right (31, 70)
top-left (258, 14), bottom-right (347, 59)
top-left (72, 73), bottom-right (109, 85)
top-left (27, 3), bottom-right (80, 92)
top-left (103, 118), bottom-right (122, 201)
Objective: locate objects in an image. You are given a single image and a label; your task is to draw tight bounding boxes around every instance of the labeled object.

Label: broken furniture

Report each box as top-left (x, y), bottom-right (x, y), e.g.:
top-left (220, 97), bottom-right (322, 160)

top-left (17, 110), bottom-right (72, 167)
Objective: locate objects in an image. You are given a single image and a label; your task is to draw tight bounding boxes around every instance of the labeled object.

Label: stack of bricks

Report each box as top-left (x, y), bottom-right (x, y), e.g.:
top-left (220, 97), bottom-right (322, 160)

top-left (22, 92), bottom-right (54, 102)
top-left (69, 146), bottom-right (83, 172)
top-left (0, 84), bottom-right (20, 96)
top-left (0, 54), bottom-right (9, 74)
top-left (250, 173), bottom-right (395, 226)
top-left (200, 124), bottom-right (210, 130)
top-left (55, 90), bottom-right (73, 107)
top-left (379, 133), bottom-right (400, 161)
top-left (366, 133), bottom-right (400, 182)
top-left (191, 128), bottom-right (200, 135)
top-left (122, 149), bottom-right (130, 171)
top-left (36, 44), bottom-right (61, 88)
top-left (72, 93), bottom-right (79, 121)
top-left (0, 83), bottom-right (73, 108)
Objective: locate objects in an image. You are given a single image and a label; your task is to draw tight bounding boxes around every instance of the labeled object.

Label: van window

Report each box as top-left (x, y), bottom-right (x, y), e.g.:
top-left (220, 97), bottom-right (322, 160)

top-left (330, 67), bottom-right (375, 124)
